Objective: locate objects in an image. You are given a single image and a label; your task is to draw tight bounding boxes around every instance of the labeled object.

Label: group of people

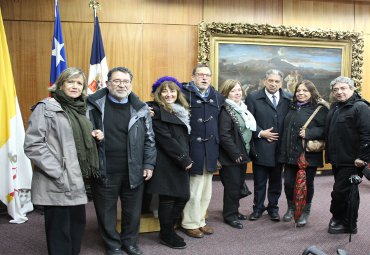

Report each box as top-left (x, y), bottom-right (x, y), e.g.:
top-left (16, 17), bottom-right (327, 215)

top-left (23, 64), bottom-right (370, 255)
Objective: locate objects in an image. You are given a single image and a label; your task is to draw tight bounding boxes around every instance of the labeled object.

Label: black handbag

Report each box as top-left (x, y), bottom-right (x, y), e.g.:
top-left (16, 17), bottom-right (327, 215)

top-left (240, 181), bottom-right (252, 198)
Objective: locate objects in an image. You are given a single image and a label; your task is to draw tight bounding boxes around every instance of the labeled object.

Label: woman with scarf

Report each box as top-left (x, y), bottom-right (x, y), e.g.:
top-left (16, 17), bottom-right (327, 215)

top-left (24, 67), bottom-right (103, 255)
top-left (146, 76), bottom-right (192, 249)
top-left (278, 80), bottom-right (328, 227)
top-left (219, 79), bottom-right (257, 229)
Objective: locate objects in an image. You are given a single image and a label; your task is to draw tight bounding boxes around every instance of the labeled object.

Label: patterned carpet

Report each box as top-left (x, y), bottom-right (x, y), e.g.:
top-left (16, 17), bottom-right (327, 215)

top-left (1, 175), bottom-right (370, 255)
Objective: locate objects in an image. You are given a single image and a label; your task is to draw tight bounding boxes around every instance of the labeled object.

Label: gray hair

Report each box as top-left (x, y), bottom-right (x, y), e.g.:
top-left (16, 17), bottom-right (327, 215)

top-left (49, 67), bottom-right (87, 92)
top-left (330, 76), bottom-right (355, 90)
top-left (265, 69), bottom-right (284, 79)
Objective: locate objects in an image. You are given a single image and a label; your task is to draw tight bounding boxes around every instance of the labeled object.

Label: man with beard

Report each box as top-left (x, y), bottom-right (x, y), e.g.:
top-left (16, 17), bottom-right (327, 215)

top-left (87, 67), bottom-right (156, 255)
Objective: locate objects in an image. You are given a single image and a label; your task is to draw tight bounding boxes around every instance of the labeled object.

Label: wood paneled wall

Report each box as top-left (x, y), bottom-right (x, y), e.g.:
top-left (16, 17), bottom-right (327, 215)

top-left (1, 0), bottom-right (369, 124)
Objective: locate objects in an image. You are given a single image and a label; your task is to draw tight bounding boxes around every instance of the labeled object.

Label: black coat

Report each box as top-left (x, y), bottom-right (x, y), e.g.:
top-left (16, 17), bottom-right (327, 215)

top-left (145, 102), bottom-right (192, 199)
top-left (182, 82), bottom-right (224, 175)
top-left (278, 102), bottom-right (329, 167)
top-left (325, 93), bottom-right (370, 166)
top-left (219, 103), bottom-right (256, 166)
top-left (246, 88), bottom-right (291, 167)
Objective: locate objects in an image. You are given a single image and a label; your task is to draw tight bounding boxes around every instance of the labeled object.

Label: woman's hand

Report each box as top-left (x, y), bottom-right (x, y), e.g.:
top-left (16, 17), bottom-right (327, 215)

top-left (143, 169), bottom-right (153, 180)
top-left (299, 128), bottom-right (306, 138)
top-left (235, 156), bottom-right (243, 164)
top-left (91, 129), bottom-right (104, 141)
top-left (354, 158), bottom-right (366, 168)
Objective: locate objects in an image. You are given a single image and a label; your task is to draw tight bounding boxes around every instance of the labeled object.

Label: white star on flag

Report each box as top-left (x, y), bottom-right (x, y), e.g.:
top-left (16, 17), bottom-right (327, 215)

top-left (51, 37), bottom-right (65, 67)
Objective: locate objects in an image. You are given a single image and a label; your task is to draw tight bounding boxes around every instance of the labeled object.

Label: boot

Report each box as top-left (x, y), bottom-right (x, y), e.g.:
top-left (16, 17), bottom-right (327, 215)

top-left (283, 200), bottom-right (294, 222)
top-left (297, 203), bottom-right (311, 227)
top-left (159, 225), bottom-right (187, 249)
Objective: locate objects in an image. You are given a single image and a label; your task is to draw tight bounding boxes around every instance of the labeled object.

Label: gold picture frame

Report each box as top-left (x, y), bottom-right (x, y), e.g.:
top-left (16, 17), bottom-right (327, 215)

top-left (198, 22), bottom-right (363, 99)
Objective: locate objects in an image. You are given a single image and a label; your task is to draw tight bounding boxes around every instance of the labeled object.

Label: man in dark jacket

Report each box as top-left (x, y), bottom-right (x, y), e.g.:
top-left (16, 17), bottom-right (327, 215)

top-left (181, 64), bottom-right (224, 238)
top-left (326, 76), bottom-right (370, 234)
top-left (87, 67), bottom-right (156, 255)
top-left (246, 69), bottom-right (291, 221)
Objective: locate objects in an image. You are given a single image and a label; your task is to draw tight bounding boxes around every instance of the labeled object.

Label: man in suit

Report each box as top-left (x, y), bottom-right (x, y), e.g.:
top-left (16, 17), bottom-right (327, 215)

top-left (245, 69), bottom-right (291, 221)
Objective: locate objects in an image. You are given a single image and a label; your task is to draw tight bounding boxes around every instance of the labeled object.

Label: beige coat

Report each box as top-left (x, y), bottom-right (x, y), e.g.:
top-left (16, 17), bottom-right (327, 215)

top-left (24, 99), bottom-right (87, 206)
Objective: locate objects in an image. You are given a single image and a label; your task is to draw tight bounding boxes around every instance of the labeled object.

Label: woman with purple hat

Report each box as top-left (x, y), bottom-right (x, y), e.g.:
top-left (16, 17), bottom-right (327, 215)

top-left (146, 76), bottom-right (192, 249)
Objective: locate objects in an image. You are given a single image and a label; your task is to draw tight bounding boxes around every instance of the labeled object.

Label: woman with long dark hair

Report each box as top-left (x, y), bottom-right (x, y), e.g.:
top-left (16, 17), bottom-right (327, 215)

top-left (279, 80), bottom-right (329, 227)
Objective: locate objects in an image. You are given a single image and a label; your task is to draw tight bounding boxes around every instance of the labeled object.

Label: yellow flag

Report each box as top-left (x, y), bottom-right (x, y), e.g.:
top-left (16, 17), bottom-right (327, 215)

top-left (0, 7), bottom-right (33, 223)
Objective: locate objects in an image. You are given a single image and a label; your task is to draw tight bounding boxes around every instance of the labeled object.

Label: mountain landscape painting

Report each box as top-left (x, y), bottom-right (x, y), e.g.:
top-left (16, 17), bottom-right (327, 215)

top-left (217, 43), bottom-right (342, 100)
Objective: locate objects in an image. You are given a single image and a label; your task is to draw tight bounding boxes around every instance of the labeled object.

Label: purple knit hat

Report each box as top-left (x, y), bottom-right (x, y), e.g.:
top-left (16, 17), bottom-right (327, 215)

top-left (151, 76), bottom-right (183, 94)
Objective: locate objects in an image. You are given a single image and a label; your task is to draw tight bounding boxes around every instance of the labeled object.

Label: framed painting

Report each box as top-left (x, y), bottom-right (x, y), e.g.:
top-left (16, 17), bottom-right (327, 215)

top-left (198, 22), bottom-right (363, 101)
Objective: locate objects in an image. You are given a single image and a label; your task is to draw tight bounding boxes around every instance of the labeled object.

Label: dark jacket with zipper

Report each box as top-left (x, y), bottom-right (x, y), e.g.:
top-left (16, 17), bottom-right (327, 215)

top-left (325, 93), bottom-right (370, 166)
top-left (278, 101), bottom-right (329, 167)
top-left (182, 82), bottom-right (224, 175)
top-left (145, 102), bottom-right (192, 199)
top-left (219, 103), bottom-right (256, 166)
top-left (86, 88), bottom-right (156, 189)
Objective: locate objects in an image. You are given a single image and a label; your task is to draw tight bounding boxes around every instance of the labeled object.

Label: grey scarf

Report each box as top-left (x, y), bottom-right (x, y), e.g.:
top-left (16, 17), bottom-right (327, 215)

top-left (171, 103), bottom-right (191, 134)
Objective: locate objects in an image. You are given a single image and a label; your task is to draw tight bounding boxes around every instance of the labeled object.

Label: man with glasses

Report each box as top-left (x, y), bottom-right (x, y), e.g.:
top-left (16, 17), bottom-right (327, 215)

top-left (326, 76), bottom-right (370, 234)
top-left (245, 69), bottom-right (291, 222)
top-left (180, 64), bottom-right (224, 238)
top-left (87, 67), bottom-right (156, 255)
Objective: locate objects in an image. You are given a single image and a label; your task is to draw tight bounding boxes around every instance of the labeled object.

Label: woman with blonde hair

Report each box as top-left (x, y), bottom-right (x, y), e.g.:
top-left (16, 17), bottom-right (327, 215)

top-left (219, 79), bottom-right (256, 229)
top-left (24, 67), bottom-right (103, 255)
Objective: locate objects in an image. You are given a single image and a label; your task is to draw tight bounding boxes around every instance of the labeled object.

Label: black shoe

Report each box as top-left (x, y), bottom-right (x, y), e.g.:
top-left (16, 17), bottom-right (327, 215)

top-left (121, 245), bottom-right (144, 255)
top-left (328, 217), bottom-right (341, 228)
top-left (249, 211), bottom-right (262, 221)
top-left (159, 233), bottom-right (187, 249)
top-left (224, 220), bottom-right (243, 229)
top-left (106, 248), bottom-right (124, 255)
top-left (328, 223), bottom-right (357, 234)
top-left (237, 213), bottom-right (248, 220)
top-left (269, 212), bottom-right (281, 222)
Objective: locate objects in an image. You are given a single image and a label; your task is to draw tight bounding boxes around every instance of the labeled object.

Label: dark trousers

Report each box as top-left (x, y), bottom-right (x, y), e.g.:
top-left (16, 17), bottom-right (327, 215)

top-left (252, 163), bottom-right (282, 213)
top-left (330, 166), bottom-right (358, 226)
top-left (284, 164), bottom-right (317, 203)
top-left (219, 164), bottom-right (246, 221)
top-left (158, 195), bottom-right (188, 234)
top-left (92, 173), bottom-right (144, 250)
top-left (44, 205), bottom-right (86, 255)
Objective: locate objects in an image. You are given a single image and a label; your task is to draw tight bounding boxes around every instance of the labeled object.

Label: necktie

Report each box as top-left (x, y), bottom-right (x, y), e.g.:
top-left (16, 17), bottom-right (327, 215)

top-left (272, 95), bottom-right (277, 108)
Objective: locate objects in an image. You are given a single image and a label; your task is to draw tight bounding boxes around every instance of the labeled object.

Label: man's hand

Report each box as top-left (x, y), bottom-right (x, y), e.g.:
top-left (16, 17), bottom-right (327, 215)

top-left (354, 158), bottom-right (366, 168)
top-left (143, 169), bottom-right (153, 181)
top-left (260, 127), bottom-right (279, 142)
top-left (91, 129), bottom-right (104, 141)
top-left (149, 107), bottom-right (154, 117)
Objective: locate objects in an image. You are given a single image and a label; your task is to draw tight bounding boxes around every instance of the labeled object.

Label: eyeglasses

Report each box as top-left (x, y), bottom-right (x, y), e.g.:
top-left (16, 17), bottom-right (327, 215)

top-left (195, 73), bottom-right (212, 78)
top-left (109, 79), bottom-right (131, 86)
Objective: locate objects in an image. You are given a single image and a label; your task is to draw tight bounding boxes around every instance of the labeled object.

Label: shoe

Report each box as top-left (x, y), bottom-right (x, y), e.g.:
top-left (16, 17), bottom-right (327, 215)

top-left (249, 211), bottom-right (262, 221)
top-left (269, 212), bottom-right (281, 222)
top-left (224, 220), bottom-right (243, 229)
top-left (237, 213), bottom-right (248, 220)
top-left (199, 225), bottom-right (214, 235)
top-left (106, 248), bottom-right (123, 255)
top-left (182, 228), bottom-right (204, 238)
top-left (283, 200), bottom-right (294, 222)
top-left (121, 245), bottom-right (144, 255)
top-left (328, 223), bottom-right (357, 234)
top-left (159, 233), bottom-right (187, 249)
top-left (328, 217), bottom-right (341, 228)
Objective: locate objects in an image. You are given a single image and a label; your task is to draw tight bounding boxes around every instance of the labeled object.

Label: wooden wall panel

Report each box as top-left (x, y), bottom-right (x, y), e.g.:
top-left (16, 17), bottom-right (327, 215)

top-left (143, 0), bottom-right (202, 25)
top-left (142, 24), bottom-right (198, 101)
top-left (283, 0), bottom-right (355, 30)
top-left (203, 0), bottom-right (283, 24)
top-left (355, 1), bottom-right (370, 33)
top-left (361, 35), bottom-right (370, 100)
top-left (4, 21), bottom-right (53, 124)
top-left (0, 0), bottom-right (144, 23)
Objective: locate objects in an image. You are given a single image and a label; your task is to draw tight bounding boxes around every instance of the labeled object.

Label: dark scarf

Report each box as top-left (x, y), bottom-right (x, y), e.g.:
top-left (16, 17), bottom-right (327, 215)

top-left (53, 90), bottom-right (100, 179)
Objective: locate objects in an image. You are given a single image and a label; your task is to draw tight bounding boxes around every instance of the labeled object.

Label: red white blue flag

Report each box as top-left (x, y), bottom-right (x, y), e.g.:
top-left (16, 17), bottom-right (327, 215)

top-left (88, 12), bottom-right (108, 94)
top-left (50, 0), bottom-right (67, 86)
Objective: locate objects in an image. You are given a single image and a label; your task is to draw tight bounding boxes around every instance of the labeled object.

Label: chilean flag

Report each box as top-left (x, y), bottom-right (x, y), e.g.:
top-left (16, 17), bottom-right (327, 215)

top-left (50, 0), bottom-right (67, 86)
top-left (87, 12), bottom-right (108, 94)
